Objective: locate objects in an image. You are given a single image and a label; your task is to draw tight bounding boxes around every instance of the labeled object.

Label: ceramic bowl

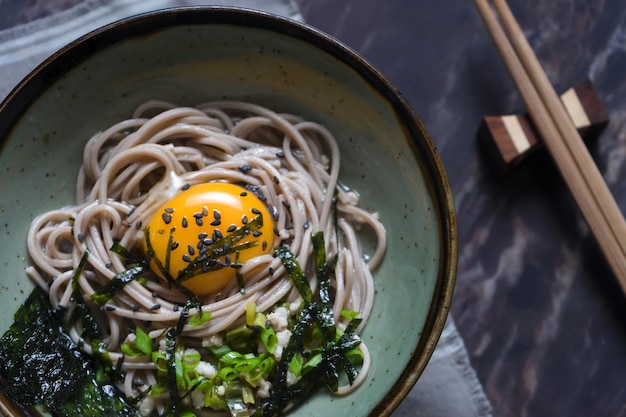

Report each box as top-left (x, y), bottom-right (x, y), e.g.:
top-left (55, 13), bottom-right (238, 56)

top-left (0, 6), bottom-right (456, 417)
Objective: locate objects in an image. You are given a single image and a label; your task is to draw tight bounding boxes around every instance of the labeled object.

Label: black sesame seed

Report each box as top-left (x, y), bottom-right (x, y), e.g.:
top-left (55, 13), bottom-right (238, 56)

top-left (135, 220), bottom-right (143, 229)
top-left (225, 255), bottom-right (231, 264)
top-left (197, 240), bottom-right (204, 250)
top-left (105, 262), bottom-right (113, 268)
top-left (133, 304), bottom-right (140, 312)
top-left (162, 213), bottom-right (172, 224)
top-left (208, 259), bottom-right (217, 266)
top-left (201, 263), bottom-right (209, 272)
top-left (223, 243), bottom-right (231, 253)
top-left (188, 245), bottom-right (195, 256)
top-left (164, 207), bottom-right (174, 213)
top-left (197, 254), bottom-right (208, 263)
top-left (198, 232), bottom-right (208, 239)
top-left (303, 221), bottom-right (310, 230)
top-left (210, 219), bottom-right (221, 226)
top-left (181, 183), bottom-right (191, 191)
top-left (133, 379), bottom-right (145, 387)
top-left (203, 239), bottom-right (213, 246)
top-left (173, 305), bottom-right (179, 312)
top-left (273, 227), bottom-right (280, 236)
top-left (213, 210), bottom-right (221, 220)
top-left (182, 217), bottom-right (188, 228)
top-left (182, 254), bottom-right (192, 262)
top-left (239, 164), bottom-right (252, 174)
top-left (217, 260), bottom-right (228, 267)
top-left (214, 229), bottom-right (223, 239)
top-left (252, 231), bottom-right (262, 237)
top-left (171, 241), bottom-right (179, 251)
top-left (251, 208), bottom-right (261, 215)
top-left (240, 191), bottom-right (248, 196)
top-left (231, 263), bottom-right (243, 269)
top-left (276, 151), bottom-right (285, 158)
top-left (241, 215), bottom-right (248, 224)
top-left (227, 224), bottom-right (236, 233)
top-left (150, 304), bottom-right (161, 311)
top-left (269, 267), bottom-right (274, 275)
top-left (128, 207), bottom-right (136, 217)
top-left (273, 175), bottom-right (280, 184)
top-left (196, 217), bottom-right (203, 226)
top-left (151, 291), bottom-right (159, 297)
top-left (262, 241), bottom-right (268, 251)
top-left (77, 233), bottom-right (85, 243)
top-left (106, 305), bottom-right (116, 311)
top-left (282, 200), bottom-right (291, 209)
top-left (193, 213), bottom-right (203, 219)
top-left (285, 225), bottom-right (294, 230)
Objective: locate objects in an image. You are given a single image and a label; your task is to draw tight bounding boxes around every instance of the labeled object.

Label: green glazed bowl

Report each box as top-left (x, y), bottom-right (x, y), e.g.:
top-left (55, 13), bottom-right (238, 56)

top-left (0, 6), bottom-right (456, 417)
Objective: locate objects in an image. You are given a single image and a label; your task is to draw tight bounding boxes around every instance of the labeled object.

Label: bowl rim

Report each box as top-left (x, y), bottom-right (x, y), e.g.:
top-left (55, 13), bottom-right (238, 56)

top-left (0, 6), bottom-right (457, 416)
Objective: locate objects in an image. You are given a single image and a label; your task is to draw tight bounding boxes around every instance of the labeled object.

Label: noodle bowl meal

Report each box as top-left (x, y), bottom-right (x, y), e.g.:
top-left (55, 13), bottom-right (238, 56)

top-left (25, 100), bottom-right (385, 416)
top-left (0, 7), bottom-right (456, 417)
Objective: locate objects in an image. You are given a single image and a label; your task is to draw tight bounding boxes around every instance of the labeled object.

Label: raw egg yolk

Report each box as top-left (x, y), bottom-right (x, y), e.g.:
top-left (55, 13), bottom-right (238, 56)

top-left (143, 182), bottom-right (274, 296)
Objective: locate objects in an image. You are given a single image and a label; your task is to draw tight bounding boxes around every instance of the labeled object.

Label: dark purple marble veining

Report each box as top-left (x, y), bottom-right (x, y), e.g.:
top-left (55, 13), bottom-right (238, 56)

top-left (297, 0), bottom-right (626, 416)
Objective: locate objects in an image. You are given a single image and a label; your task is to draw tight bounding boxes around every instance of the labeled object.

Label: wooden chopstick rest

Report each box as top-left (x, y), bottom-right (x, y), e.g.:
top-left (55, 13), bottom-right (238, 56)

top-left (479, 77), bottom-right (609, 174)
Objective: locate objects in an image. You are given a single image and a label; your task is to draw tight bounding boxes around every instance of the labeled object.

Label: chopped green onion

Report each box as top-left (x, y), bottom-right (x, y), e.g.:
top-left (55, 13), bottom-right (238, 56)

top-left (189, 311), bottom-right (211, 326)
top-left (218, 367), bottom-right (239, 381)
top-left (225, 382), bottom-right (251, 417)
top-left (120, 329), bottom-right (153, 358)
top-left (289, 354), bottom-right (304, 377)
top-left (302, 353), bottom-right (323, 375)
top-left (135, 327), bottom-right (153, 356)
top-left (346, 347), bottom-right (364, 365)
top-left (209, 345), bottom-right (232, 359)
top-left (245, 302), bottom-right (256, 326)
top-left (259, 326), bottom-right (278, 354)
top-left (340, 308), bottom-right (360, 322)
top-left (120, 342), bottom-right (143, 357)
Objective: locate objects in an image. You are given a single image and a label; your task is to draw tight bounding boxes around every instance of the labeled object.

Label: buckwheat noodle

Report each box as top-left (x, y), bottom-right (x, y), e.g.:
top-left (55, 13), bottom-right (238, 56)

top-left (25, 100), bottom-right (386, 413)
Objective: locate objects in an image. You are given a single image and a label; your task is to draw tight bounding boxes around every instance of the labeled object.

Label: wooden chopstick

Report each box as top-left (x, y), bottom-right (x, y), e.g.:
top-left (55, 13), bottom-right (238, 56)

top-left (474, 0), bottom-right (626, 294)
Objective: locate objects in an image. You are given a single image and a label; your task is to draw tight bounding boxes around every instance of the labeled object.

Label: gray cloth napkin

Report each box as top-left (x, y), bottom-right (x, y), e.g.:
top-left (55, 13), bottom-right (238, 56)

top-left (0, 1), bottom-right (492, 416)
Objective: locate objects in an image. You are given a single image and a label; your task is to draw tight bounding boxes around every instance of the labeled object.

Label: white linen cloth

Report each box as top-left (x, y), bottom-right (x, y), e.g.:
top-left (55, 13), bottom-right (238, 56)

top-left (0, 1), bottom-right (492, 416)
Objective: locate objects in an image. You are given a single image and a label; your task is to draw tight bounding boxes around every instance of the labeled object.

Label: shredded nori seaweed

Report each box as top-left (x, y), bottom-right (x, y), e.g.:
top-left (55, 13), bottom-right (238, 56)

top-left (0, 287), bottom-right (139, 416)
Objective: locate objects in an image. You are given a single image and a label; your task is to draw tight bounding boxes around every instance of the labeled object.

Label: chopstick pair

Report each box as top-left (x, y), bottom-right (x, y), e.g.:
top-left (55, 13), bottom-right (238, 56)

top-left (474, 0), bottom-right (626, 295)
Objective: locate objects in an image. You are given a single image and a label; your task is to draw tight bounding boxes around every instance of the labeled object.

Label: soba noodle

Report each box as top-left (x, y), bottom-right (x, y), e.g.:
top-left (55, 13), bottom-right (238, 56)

top-left (25, 100), bottom-right (386, 415)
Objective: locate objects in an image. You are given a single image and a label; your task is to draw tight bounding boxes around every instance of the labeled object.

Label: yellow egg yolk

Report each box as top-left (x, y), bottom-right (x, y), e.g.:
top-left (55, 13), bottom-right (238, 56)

top-left (143, 182), bottom-right (274, 296)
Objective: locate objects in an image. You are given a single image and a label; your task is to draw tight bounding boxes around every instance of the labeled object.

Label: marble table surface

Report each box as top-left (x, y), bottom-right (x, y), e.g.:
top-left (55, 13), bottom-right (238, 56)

top-left (2, 1), bottom-right (626, 416)
top-left (298, 2), bottom-right (626, 416)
